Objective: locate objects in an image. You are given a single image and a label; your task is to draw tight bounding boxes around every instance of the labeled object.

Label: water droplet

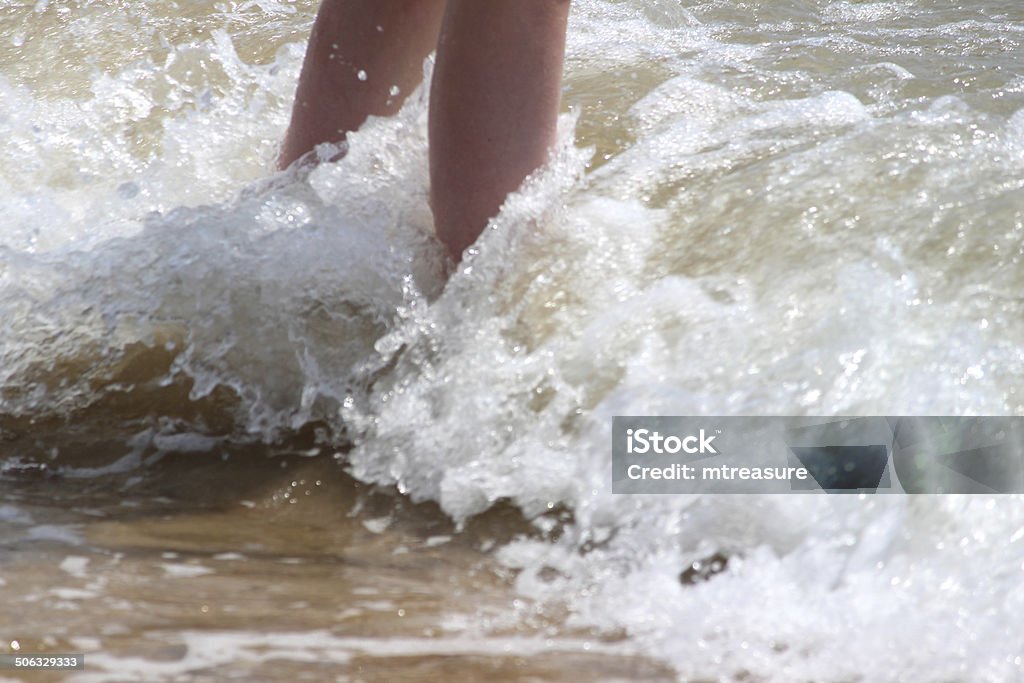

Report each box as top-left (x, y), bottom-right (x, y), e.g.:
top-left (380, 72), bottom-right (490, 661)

top-left (389, 85), bottom-right (400, 97)
top-left (357, 69), bottom-right (368, 82)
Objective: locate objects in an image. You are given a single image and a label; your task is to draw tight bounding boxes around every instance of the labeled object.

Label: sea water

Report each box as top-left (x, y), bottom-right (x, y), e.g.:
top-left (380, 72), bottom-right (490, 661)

top-left (2, 0), bottom-right (1024, 680)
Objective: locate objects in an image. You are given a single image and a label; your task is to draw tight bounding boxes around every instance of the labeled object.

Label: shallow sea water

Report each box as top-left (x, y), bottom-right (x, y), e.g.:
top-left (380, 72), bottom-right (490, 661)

top-left (3, 0), bottom-right (1024, 681)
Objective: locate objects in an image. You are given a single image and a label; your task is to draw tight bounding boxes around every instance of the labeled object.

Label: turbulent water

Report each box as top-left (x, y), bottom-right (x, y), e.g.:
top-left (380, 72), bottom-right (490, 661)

top-left (3, 0), bottom-right (1024, 680)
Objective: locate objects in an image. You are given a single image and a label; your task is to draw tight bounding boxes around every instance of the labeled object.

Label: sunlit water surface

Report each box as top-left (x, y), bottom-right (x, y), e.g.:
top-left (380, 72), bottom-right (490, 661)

top-left (2, 0), bottom-right (1024, 680)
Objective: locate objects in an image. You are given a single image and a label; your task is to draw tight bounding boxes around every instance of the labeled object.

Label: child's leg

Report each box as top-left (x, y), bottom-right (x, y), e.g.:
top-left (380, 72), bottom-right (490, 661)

top-left (279, 0), bottom-right (446, 169)
top-left (429, 0), bottom-right (571, 260)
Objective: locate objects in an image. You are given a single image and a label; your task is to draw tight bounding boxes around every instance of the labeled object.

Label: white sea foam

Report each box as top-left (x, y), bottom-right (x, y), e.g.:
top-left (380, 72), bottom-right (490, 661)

top-left (67, 630), bottom-right (634, 683)
top-left (3, 0), bottom-right (1024, 680)
top-left (59, 555), bottom-right (90, 579)
top-left (160, 563), bottom-right (215, 579)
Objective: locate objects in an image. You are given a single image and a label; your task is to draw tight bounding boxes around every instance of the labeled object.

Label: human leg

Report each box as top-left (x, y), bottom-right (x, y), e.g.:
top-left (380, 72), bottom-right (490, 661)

top-left (428, 0), bottom-right (571, 260)
top-left (278, 0), bottom-right (446, 169)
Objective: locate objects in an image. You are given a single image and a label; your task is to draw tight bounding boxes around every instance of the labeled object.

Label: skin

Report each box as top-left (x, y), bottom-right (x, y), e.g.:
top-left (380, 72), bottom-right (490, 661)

top-left (279, 0), bottom-right (571, 262)
top-left (278, 1), bottom-right (446, 168)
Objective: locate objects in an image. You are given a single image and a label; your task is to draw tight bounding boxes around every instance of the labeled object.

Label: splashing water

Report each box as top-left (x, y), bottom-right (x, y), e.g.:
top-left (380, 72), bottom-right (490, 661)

top-left (3, 0), bottom-right (1024, 680)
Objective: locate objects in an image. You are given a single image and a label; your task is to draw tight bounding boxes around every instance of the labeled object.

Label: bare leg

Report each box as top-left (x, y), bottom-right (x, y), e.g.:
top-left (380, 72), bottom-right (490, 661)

top-left (429, 0), bottom-right (571, 260)
top-left (278, 0), bottom-right (445, 169)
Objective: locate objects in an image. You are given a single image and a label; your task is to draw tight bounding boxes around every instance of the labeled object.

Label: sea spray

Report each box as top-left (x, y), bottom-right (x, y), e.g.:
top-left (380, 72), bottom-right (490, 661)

top-left (2, 1), bottom-right (1024, 680)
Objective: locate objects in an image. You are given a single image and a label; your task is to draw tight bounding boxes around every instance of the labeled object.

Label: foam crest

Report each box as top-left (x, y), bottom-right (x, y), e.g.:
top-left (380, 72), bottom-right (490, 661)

top-left (5, 1), bottom-right (1024, 680)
